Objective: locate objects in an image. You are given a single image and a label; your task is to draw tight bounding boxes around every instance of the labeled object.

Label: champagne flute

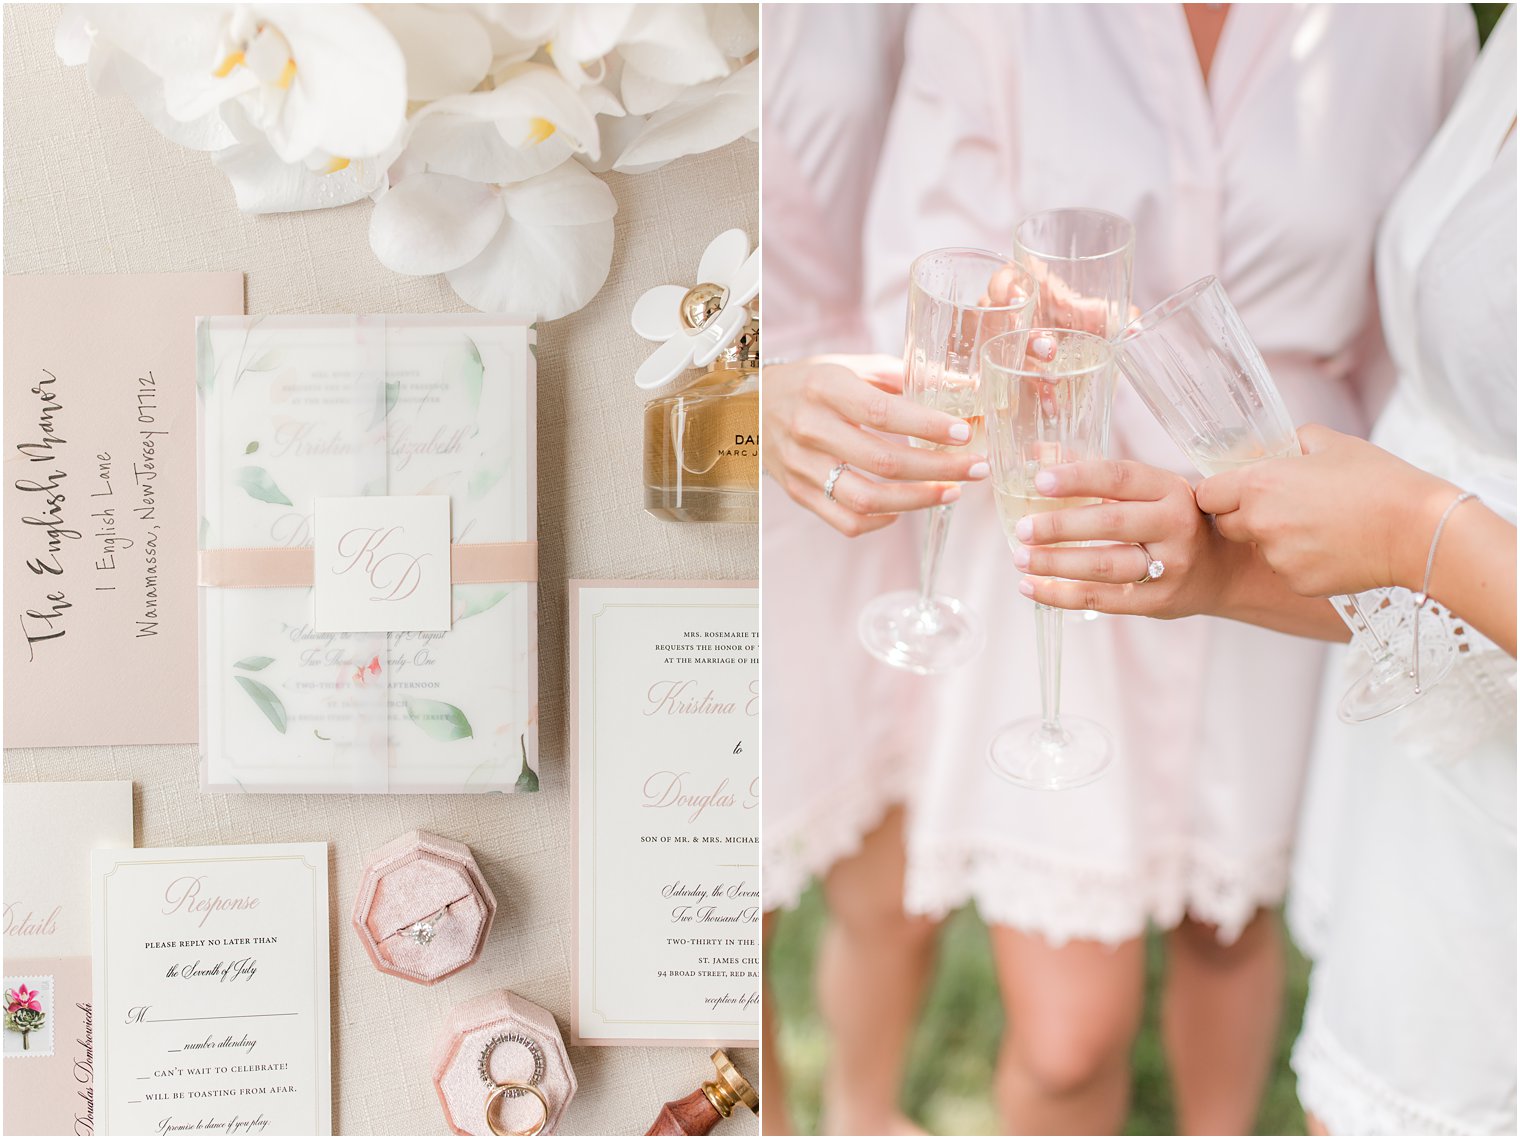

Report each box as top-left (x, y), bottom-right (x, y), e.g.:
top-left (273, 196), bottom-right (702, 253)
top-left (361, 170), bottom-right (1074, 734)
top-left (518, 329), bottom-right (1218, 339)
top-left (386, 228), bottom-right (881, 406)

top-left (858, 248), bottom-right (1038, 674)
top-left (1115, 276), bottom-right (1458, 721)
top-left (983, 328), bottom-right (1117, 790)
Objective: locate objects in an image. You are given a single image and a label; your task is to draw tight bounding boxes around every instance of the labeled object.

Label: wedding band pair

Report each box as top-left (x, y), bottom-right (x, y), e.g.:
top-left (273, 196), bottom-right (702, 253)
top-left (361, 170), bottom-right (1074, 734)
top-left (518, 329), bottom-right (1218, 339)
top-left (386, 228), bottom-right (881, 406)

top-left (480, 1032), bottom-right (549, 1137)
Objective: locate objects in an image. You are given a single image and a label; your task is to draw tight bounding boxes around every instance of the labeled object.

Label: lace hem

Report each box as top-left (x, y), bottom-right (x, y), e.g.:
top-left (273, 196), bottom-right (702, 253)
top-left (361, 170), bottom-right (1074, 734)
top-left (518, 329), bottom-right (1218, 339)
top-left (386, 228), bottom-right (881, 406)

top-left (903, 837), bottom-right (1291, 946)
top-left (1292, 1018), bottom-right (1510, 1135)
top-left (762, 759), bottom-right (910, 912)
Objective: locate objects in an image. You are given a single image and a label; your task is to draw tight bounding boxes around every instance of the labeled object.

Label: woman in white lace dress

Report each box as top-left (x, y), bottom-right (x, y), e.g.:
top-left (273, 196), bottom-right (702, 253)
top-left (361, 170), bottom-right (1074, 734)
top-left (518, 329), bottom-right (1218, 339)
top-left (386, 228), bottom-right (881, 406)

top-left (1020, 11), bottom-right (1516, 1132)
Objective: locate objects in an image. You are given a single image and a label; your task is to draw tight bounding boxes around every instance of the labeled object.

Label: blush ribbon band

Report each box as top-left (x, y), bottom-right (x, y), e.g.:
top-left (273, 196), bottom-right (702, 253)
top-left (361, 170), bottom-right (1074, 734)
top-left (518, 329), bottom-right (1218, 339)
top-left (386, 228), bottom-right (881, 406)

top-left (198, 542), bottom-right (538, 589)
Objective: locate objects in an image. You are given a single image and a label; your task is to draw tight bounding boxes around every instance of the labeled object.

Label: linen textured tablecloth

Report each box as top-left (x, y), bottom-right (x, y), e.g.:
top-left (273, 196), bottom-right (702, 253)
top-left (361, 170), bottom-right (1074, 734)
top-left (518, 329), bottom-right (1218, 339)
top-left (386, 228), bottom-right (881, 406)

top-left (2, 6), bottom-right (759, 1135)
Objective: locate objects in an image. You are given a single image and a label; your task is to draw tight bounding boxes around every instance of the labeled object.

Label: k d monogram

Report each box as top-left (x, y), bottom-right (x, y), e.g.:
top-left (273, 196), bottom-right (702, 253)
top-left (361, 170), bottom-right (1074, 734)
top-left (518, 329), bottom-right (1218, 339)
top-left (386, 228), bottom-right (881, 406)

top-left (332, 525), bottom-right (432, 602)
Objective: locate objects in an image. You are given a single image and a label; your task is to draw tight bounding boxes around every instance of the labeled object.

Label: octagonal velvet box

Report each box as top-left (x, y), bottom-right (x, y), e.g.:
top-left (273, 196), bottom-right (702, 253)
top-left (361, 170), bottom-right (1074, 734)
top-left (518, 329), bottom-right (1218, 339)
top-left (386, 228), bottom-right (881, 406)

top-left (433, 989), bottom-right (577, 1136)
top-left (352, 830), bottom-right (497, 985)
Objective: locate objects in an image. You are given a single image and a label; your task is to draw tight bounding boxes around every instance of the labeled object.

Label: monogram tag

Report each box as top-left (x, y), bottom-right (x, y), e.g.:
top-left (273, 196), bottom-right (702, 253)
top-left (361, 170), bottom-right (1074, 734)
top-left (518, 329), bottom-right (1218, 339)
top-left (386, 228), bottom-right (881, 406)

top-left (312, 496), bottom-right (452, 632)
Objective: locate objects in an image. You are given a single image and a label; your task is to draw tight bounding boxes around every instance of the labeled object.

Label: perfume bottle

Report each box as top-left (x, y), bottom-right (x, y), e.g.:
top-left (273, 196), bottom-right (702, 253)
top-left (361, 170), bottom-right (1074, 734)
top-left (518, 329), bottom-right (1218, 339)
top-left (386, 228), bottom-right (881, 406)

top-left (642, 288), bottom-right (759, 524)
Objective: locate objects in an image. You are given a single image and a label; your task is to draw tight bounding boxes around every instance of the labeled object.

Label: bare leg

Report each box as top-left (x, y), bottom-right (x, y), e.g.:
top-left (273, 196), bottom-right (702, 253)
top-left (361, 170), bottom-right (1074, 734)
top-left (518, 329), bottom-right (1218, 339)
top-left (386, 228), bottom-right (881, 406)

top-left (1306, 1110), bottom-right (1329, 1135)
top-left (762, 910), bottom-right (797, 1136)
top-left (1163, 909), bottom-right (1284, 1135)
top-left (992, 927), bottom-right (1146, 1135)
top-left (818, 805), bottom-right (938, 1136)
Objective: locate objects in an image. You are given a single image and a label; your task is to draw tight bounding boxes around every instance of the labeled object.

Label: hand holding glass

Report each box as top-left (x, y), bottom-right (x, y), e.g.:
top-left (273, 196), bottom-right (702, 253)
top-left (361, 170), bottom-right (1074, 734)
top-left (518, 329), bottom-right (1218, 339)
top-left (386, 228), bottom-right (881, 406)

top-left (983, 328), bottom-right (1117, 789)
top-left (1115, 276), bottom-right (1457, 721)
top-left (858, 249), bottom-right (1037, 674)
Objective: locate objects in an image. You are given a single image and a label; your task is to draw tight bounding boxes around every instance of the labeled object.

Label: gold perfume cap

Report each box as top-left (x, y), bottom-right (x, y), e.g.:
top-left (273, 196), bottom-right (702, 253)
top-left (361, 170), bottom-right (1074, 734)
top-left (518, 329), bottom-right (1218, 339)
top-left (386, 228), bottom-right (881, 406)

top-left (712, 307), bottom-right (759, 371)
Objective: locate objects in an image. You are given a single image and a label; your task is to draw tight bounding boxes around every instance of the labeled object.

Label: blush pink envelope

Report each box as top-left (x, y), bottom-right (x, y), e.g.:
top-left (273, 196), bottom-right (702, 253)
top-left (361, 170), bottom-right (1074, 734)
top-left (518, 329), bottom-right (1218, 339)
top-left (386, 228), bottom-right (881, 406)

top-left (4, 273), bottom-right (243, 747)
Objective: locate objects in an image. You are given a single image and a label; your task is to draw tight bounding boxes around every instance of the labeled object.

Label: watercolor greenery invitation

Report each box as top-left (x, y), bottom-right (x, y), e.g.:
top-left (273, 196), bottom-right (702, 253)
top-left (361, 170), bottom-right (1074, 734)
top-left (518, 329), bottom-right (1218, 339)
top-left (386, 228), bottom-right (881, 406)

top-left (197, 316), bottom-right (538, 793)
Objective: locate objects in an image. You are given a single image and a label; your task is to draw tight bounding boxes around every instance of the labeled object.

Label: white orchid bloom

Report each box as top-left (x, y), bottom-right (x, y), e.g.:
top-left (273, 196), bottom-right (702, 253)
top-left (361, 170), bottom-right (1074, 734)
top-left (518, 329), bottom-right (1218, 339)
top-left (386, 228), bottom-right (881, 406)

top-left (371, 161), bottom-right (616, 320)
top-left (631, 229), bottom-right (758, 391)
top-left (60, 4), bottom-right (407, 212)
top-left (369, 64), bottom-right (615, 319)
top-left (613, 59), bottom-right (757, 174)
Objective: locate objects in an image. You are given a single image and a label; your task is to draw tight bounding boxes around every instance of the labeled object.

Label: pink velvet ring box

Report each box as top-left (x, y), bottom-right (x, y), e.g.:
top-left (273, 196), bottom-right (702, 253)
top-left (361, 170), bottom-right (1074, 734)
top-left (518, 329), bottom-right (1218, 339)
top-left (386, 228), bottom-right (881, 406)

top-left (352, 830), bottom-right (497, 985)
top-left (434, 989), bottom-right (577, 1136)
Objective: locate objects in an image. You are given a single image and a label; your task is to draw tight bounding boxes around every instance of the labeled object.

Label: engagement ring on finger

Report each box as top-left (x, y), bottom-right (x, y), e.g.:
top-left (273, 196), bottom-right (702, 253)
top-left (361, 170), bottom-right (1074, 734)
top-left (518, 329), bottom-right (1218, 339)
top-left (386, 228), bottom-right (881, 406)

top-left (1135, 544), bottom-right (1165, 583)
top-left (823, 462), bottom-right (849, 502)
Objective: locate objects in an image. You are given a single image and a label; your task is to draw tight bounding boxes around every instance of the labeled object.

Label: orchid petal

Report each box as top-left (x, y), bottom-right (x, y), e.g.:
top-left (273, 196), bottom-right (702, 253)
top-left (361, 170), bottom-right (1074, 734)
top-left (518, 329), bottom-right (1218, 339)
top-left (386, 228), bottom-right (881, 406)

top-left (88, 45), bottom-right (238, 151)
top-left (697, 228), bottom-right (748, 286)
top-left (406, 114), bottom-right (572, 185)
top-left (55, 7), bottom-right (92, 66)
top-left (549, 4), bottom-right (633, 65)
top-left (500, 159), bottom-right (616, 226)
top-left (213, 140), bottom-right (384, 214)
top-left (415, 64), bottom-right (600, 161)
top-left (256, 5), bottom-right (406, 161)
top-left (370, 5), bottom-right (493, 100)
top-left (617, 6), bottom-right (729, 88)
top-left (631, 285), bottom-right (687, 341)
top-left (478, 3), bottom-right (561, 61)
top-left (446, 208), bottom-right (614, 319)
top-left (706, 3), bottom-right (759, 59)
top-left (81, 5), bottom-right (229, 77)
top-left (612, 61), bottom-right (756, 174)
top-left (620, 64), bottom-right (684, 116)
top-left (369, 172), bottom-right (506, 275)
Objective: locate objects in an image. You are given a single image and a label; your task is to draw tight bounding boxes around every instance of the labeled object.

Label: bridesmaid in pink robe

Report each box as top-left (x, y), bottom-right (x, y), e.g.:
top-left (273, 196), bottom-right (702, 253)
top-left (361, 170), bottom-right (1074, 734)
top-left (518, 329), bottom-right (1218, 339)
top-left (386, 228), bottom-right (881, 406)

top-left (856, 4), bottom-right (1474, 1133)
top-left (761, 6), bottom-right (946, 1134)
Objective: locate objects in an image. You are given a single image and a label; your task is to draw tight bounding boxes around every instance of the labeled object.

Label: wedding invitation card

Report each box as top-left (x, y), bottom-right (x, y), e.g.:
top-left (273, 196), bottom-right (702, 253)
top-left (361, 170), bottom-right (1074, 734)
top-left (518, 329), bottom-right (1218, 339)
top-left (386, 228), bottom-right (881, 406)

top-left (570, 581), bottom-right (760, 1046)
top-left (4, 273), bottom-right (244, 746)
top-left (90, 843), bottom-right (332, 1136)
top-left (4, 781), bottom-right (134, 1136)
top-left (198, 316), bottom-right (538, 793)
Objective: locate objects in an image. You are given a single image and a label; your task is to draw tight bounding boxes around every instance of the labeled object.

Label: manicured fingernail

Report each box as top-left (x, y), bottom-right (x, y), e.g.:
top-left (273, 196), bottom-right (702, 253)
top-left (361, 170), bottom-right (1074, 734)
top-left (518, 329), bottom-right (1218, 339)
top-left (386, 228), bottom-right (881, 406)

top-left (1034, 469), bottom-right (1057, 494)
top-left (968, 461), bottom-right (990, 479)
top-left (1012, 546), bottom-right (1031, 569)
top-left (1015, 517), bottom-right (1034, 541)
top-left (940, 485), bottom-right (961, 504)
top-left (948, 420), bottom-right (971, 442)
top-left (1031, 334), bottom-right (1056, 360)
top-left (1018, 577), bottom-right (1035, 597)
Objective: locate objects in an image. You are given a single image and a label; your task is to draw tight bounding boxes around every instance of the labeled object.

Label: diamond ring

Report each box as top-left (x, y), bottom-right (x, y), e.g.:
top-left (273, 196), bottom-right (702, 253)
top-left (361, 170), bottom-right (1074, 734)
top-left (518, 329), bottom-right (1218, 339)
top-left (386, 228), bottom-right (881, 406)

top-left (403, 906), bottom-right (449, 944)
top-left (1135, 544), bottom-right (1165, 584)
top-left (823, 462), bottom-right (849, 503)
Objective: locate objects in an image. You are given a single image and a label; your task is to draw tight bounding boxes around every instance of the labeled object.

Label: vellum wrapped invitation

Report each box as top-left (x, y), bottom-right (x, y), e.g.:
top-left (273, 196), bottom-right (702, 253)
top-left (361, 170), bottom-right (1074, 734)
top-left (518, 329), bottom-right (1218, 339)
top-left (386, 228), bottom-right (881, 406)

top-left (197, 316), bottom-right (538, 793)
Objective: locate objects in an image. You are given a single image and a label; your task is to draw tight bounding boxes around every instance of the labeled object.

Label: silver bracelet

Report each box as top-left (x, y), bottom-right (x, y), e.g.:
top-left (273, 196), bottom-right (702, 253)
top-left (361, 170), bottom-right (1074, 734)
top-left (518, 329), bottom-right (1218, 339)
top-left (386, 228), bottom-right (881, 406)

top-left (1410, 490), bottom-right (1478, 693)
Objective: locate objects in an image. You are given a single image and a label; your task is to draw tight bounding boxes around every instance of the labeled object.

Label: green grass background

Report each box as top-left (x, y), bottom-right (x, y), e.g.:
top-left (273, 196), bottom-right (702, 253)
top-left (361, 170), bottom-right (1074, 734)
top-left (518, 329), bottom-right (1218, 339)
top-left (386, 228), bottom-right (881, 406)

top-left (768, 890), bottom-right (1311, 1135)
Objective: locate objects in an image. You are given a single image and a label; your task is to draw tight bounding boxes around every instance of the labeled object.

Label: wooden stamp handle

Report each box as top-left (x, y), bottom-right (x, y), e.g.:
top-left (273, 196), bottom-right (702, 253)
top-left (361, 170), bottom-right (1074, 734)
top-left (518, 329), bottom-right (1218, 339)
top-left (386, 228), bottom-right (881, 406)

top-left (645, 1088), bottom-right (721, 1136)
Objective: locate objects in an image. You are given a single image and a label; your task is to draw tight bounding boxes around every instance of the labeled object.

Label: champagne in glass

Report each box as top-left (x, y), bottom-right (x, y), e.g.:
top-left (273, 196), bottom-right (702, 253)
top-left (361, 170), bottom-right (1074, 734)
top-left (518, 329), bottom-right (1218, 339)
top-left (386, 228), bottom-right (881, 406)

top-left (1116, 276), bottom-right (1457, 721)
top-left (858, 249), bottom-right (1037, 675)
top-left (983, 328), bottom-right (1117, 790)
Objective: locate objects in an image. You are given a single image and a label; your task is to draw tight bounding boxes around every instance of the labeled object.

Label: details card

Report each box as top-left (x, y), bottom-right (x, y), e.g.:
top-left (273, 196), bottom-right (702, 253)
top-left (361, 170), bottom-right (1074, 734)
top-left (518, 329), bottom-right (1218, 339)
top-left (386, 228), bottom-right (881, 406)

top-left (4, 272), bottom-right (244, 747)
top-left (4, 781), bottom-right (134, 1136)
top-left (90, 843), bottom-right (332, 1136)
top-left (570, 581), bottom-right (760, 1046)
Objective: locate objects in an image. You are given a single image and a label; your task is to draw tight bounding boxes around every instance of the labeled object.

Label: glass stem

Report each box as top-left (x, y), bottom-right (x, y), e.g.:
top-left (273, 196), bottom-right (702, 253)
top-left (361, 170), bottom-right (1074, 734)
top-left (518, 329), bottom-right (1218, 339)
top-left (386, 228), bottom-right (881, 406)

top-left (918, 502), bottom-right (955, 607)
top-left (1332, 591), bottom-right (1398, 671)
top-left (1034, 601), bottom-right (1064, 737)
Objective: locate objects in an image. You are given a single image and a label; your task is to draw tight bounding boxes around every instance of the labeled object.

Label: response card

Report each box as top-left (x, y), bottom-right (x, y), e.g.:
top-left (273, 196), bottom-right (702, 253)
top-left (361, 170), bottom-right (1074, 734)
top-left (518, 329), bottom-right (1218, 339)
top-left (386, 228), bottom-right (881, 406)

top-left (90, 843), bottom-right (332, 1137)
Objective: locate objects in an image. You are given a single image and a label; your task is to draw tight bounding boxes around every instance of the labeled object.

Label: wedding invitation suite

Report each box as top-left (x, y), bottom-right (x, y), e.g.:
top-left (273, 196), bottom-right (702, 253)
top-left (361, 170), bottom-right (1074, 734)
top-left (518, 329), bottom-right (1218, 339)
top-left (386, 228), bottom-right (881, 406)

top-left (4, 781), bottom-right (134, 1136)
top-left (197, 316), bottom-right (538, 793)
top-left (4, 273), bottom-right (244, 746)
top-left (90, 843), bottom-right (332, 1136)
top-left (570, 581), bottom-right (760, 1045)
